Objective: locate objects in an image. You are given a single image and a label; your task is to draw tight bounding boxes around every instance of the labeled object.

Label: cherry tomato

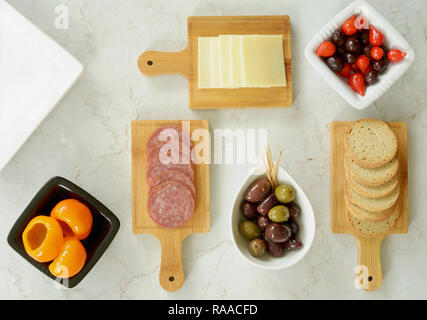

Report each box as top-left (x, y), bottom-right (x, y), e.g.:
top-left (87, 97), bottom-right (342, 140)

top-left (370, 46), bottom-right (384, 60)
top-left (356, 54), bottom-right (371, 74)
top-left (342, 16), bottom-right (357, 35)
top-left (338, 63), bottom-right (352, 78)
top-left (387, 49), bottom-right (407, 62)
top-left (349, 73), bottom-right (366, 96)
top-left (369, 25), bottom-right (384, 46)
top-left (316, 41), bottom-right (336, 57)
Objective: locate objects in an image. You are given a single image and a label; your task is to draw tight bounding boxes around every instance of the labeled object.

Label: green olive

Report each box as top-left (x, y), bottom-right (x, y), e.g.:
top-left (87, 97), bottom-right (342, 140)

top-left (268, 205), bottom-right (290, 223)
top-left (274, 184), bottom-right (296, 204)
top-left (238, 221), bottom-right (261, 240)
top-left (248, 239), bottom-right (266, 257)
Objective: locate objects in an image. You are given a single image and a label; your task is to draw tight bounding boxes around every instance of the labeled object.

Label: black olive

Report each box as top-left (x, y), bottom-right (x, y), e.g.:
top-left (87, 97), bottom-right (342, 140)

top-left (326, 55), bottom-right (344, 72)
top-left (330, 30), bottom-right (345, 46)
top-left (336, 46), bottom-right (346, 56)
top-left (364, 69), bottom-right (378, 85)
top-left (372, 58), bottom-right (389, 74)
top-left (359, 29), bottom-right (370, 45)
top-left (345, 37), bottom-right (361, 54)
top-left (363, 45), bottom-right (372, 59)
top-left (344, 52), bottom-right (357, 64)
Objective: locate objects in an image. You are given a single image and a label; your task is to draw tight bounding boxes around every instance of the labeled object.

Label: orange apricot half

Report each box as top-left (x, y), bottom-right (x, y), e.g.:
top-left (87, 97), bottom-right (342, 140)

top-left (49, 236), bottom-right (87, 278)
top-left (51, 199), bottom-right (93, 240)
top-left (22, 215), bottom-right (63, 263)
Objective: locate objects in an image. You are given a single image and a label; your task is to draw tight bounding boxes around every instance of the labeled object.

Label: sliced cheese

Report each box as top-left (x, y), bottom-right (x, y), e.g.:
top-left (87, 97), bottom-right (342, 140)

top-left (198, 37), bottom-right (211, 88)
top-left (230, 35), bottom-right (244, 88)
top-left (210, 37), bottom-right (221, 88)
top-left (241, 35), bottom-right (287, 88)
top-left (219, 35), bottom-right (233, 88)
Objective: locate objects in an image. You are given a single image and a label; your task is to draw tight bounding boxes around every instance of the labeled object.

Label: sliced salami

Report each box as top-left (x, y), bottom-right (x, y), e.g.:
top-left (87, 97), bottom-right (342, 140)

top-left (146, 144), bottom-right (194, 185)
top-left (150, 170), bottom-right (196, 197)
top-left (146, 126), bottom-right (192, 154)
top-left (147, 181), bottom-right (195, 228)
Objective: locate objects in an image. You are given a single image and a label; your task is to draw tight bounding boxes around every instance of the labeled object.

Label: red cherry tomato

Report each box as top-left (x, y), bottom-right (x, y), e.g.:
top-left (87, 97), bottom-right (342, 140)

top-left (338, 63), bottom-right (352, 78)
top-left (342, 16), bottom-right (357, 35)
top-left (316, 41), bottom-right (336, 57)
top-left (369, 25), bottom-right (384, 46)
top-left (371, 46), bottom-right (384, 61)
top-left (349, 73), bottom-right (366, 96)
top-left (387, 49), bottom-right (407, 62)
top-left (356, 55), bottom-right (371, 74)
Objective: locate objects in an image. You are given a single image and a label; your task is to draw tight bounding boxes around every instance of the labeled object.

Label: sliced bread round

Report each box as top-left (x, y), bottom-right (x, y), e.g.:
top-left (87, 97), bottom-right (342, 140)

top-left (346, 183), bottom-right (400, 212)
top-left (346, 204), bottom-right (400, 237)
top-left (346, 167), bottom-right (398, 199)
top-left (345, 198), bottom-right (396, 222)
top-left (344, 119), bottom-right (398, 168)
top-left (345, 151), bottom-right (398, 187)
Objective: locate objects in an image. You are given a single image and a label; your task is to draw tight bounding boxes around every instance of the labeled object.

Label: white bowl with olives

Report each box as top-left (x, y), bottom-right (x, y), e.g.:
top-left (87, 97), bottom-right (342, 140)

top-left (230, 163), bottom-right (316, 270)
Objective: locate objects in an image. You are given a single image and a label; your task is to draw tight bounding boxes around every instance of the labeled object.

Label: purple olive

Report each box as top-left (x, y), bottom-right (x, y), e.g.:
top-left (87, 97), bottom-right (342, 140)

top-left (256, 193), bottom-right (277, 216)
top-left (240, 201), bottom-right (259, 220)
top-left (286, 202), bottom-right (301, 220)
top-left (257, 215), bottom-right (271, 231)
top-left (283, 236), bottom-right (303, 251)
top-left (265, 223), bottom-right (292, 243)
top-left (244, 177), bottom-right (271, 203)
top-left (263, 235), bottom-right (285, 257)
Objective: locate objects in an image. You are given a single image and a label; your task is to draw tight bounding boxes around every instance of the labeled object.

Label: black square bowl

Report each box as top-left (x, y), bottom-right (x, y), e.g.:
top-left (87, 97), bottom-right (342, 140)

top-left (7, 176), bottom-right (120, 288)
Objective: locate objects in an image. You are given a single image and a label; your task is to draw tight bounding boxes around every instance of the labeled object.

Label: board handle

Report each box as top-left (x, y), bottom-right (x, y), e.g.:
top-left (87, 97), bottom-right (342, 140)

top-left (138, 49), bottom-right (190, 77)
top-left (355, 237), bottom-right (383, 291)
top-left (158, 232), bottom-right (187, 292)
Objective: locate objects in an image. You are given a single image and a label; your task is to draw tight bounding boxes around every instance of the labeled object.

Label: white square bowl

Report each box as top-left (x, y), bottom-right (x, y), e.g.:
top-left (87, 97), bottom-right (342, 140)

top-left (304, 0), bottom-right (415, 110)
top-left (0, 0), bottom-right (83, 170)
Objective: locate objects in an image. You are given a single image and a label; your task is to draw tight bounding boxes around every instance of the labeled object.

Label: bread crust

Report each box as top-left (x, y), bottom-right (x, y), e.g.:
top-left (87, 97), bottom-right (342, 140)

top-left (345, 182), bottom-right (400, 213)
top-left (346, 204), bottom-right (400, 238)
top-left (345, 167), bottom-right (398, 199)
top-left (344, 119), bottom-right (398, 169)
top-left (345, 153), bottom-right (398, 187)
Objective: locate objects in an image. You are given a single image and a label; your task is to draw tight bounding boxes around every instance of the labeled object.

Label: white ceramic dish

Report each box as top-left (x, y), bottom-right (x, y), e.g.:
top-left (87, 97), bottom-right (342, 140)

top-left (230, 163), bottom-right (315, 270)
top-left (304, 0), bottom-right (415, 110)
top-left (0, 0), bottom-right (83, 170)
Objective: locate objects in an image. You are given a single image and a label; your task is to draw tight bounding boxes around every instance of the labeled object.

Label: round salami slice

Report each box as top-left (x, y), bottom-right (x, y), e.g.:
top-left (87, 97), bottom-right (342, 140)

top-left (146, 126), bottom-right (192, 154)
top-left (150, 170), bottom-right (196, 197)
top-left (146, 144), bottom-right (194, 185)
top-left (147, 181), bottom-right (195, 228)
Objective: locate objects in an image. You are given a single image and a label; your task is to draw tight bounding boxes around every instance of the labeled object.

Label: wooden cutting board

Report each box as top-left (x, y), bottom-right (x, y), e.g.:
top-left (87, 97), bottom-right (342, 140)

top-left (131, 120), bottom-right (210, 291)
top-left (137, 16), bottom-right (292, 109)
top-left (330, 121), bottom-right (408, 291)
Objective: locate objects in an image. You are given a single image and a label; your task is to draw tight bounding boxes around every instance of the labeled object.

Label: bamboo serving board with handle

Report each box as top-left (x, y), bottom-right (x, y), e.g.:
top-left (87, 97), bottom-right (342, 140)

top-left (330, 121), bottom-right (408, 292)
top-left (137, 16), bottom-right (292, 109)
top-left (131, 120), bottom-right (210, 292)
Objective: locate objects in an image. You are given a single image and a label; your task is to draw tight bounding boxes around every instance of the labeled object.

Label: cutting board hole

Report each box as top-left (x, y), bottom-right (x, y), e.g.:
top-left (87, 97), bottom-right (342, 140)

top-left (169, 276), bottom-right (175, 282)
top-left (147, 60), bottom-right (153, 66)
top-left (368, 276), bottom-right (373, 282)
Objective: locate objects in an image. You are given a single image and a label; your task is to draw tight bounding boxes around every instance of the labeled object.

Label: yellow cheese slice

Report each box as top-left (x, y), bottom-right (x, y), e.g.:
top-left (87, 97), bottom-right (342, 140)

top-left (241, 35), bottom-right (287, 88)
top-left (230, 35), bottom-right (243, 87)
top-left (219, 35), bottom-right (232, 88)
top-left (210, 37), bottom-right (221, 88)
top-left (198, 37), bottom-right (211, 88)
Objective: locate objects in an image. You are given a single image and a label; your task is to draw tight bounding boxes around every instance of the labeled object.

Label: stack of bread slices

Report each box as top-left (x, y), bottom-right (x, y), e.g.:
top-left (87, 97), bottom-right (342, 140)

top-left (344, 119), bottom-right (400, 237)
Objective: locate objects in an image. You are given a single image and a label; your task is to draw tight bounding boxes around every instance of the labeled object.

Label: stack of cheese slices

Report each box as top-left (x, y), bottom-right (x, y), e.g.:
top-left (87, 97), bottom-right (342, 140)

top-left (344, 119), bottom-right (400, 237)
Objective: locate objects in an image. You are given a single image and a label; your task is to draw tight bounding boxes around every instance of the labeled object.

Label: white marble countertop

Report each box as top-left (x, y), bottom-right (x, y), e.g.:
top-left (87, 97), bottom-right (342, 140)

top-left (1, 0), bottom-right (426, 299)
